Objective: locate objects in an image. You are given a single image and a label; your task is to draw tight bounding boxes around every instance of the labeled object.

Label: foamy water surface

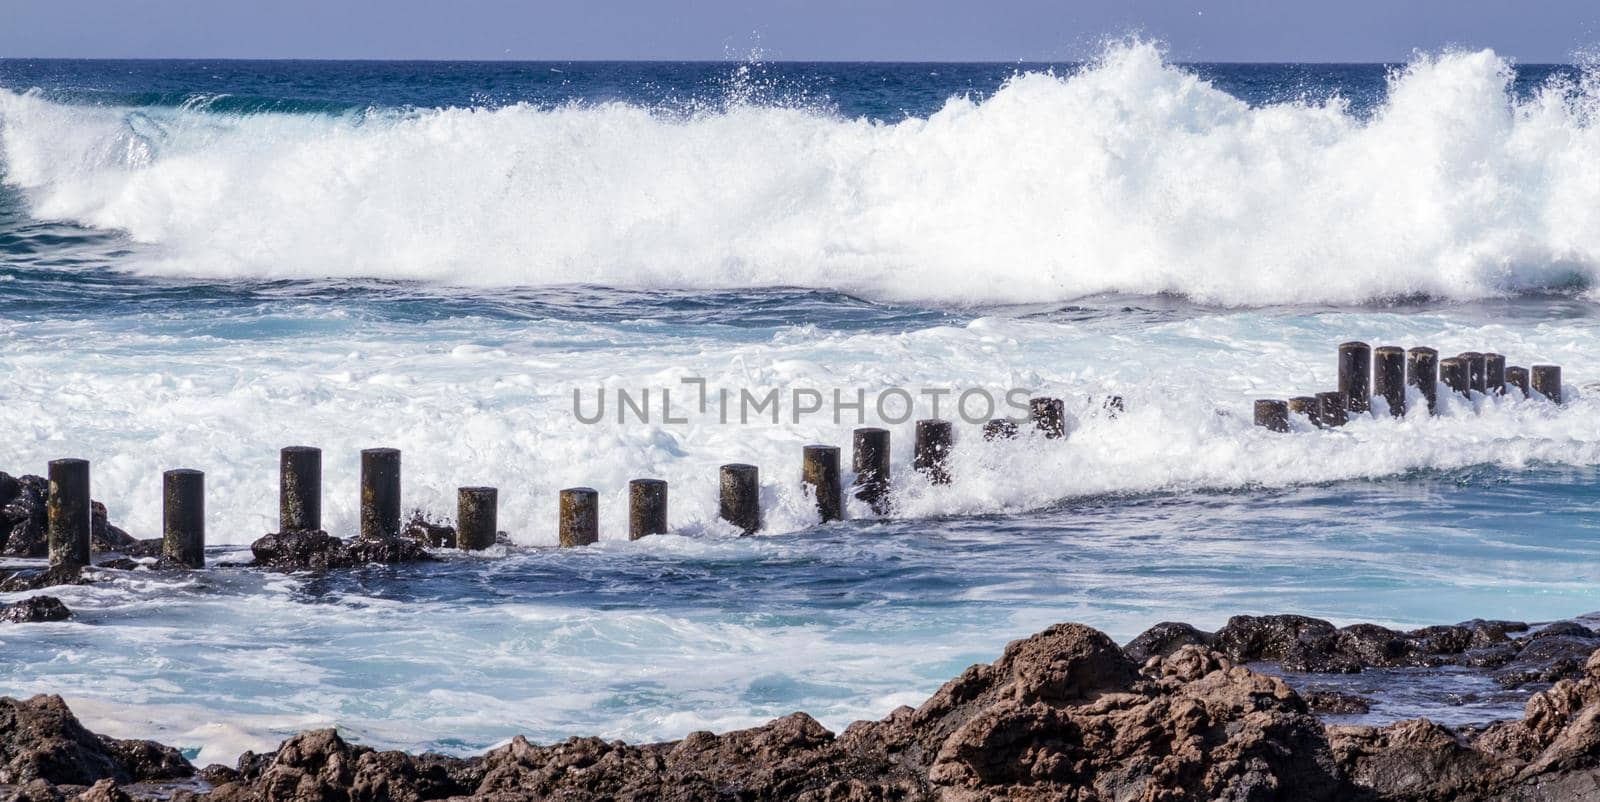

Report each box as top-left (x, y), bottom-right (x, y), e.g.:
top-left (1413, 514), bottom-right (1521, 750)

top-left (1, 47), bottom-right (1599, 763)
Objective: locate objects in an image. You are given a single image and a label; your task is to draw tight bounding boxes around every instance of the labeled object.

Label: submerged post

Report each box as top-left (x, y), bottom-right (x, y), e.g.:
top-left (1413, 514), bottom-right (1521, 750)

top-left (279, 446), bottom-right (322, 532)
top-left (558, 487), bottom-right (599, 547)
top-left (1459, 352), bottom-right (1487, 395)
top-left (1440, 357), bottom-right (1470, 399)
top-left (1254, 400), bottom-right (1290, 433)
top-left (1506, 366), bottom-right (1531, 398)
top-left (457, 487), bottom-right (498, 551)
top-left (162, 469), bottom-right (205, 569)
top-left (360, 448), bottom-right (401, 540)
top-left (1485, 353), bottom-right (1506, 395)
top-left (1288, 396), bottom-right (1320, 427)
top-left (1339, 341), bottom-right (1371, 413)
top-left (719, 464), bottom-right (761, 534)
top-left (1316, 392), bottom-right (1348, 428)
top-left (628, 479), bottom-right (668, 539)
top-left (802, 445), bottom-right (843, 523)
top-left (1030, 397), bottom-right (1066, 439)
top-left (1372, 346), bottom-right (1406, 417)
top-left (1532, 365), bottom-right (1563, 404)
top-left (1407, 347), bottom-right (1439, 414)
top-left (982, 419), bottom-right (1018, 441)
top-left (851, 428), bottom-right (891, 514)
top-left (914, 419), bottom-right (953, 485)
top-left (46, 458), bottom-right (91, 570)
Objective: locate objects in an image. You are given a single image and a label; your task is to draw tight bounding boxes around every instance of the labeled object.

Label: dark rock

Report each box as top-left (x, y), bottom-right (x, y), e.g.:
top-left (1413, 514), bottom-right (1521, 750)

top-left (402, 511), bottom-right (455, 549)
top-left (1123, 620), bottom-right (1212, 662)
top-left (251, 529), bottom-right (434, 573)
top-left (89, 502), bottom-right (137, 554)
top-left (1527, 621), bottom-right (1598, 641)
top-left (346, 536), bottom-right (433, 567)
top-left (1493, 635), bottom-right (1600, 688)
top-left (0, 596), bottom-right (71, 624)
top-left (0, 695), bottom-right (192, 786)
top-left (1305, 689), bottom-right (1373, 715)
top-left (0, 566), bottom-right (91, 593)
top-left (2, 475), bottom-right (49, 558)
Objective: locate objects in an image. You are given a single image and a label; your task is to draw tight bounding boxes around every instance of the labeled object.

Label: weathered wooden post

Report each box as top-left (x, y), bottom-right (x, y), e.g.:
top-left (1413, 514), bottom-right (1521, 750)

top-left (719, 464), bottom-right (761, 534)
top-left (982, 419), bottom-right (1018, 441)
top-left (457, 487), bottom-right (498, 550)
top-left (1485, 353), bottom-right (1506, 395)
top-left (162, 469), bottom-right (205, 568)
top-left (1316, 392), bottom-right (1348, 427)
top-left (1030, 398), bottom-right (1066, 439)
top-left (852, 428), bottom-right (891, 514)
top-left (46, 458), bottom-right (91, 569)
top-left (1288, 396), bottom-right (1320, 427)
top-left (1254, 400), bottom-right (1290, 432)
top-left (558, 488), bottom-right (599, 547)
top-left (1373, 346), bottom-right (1406, 416)
top-left (628, 479), bottom-right (668, 539)
top-left (802, 445), bottom-right (843, 523)
top-left (914, 419), bottom-right (953, 485)
top-left (1440, 357), bottom-right (1470, 398)
top-left (1407, 347), bottom-right (1439, 414)
top-left (1339, 341), bottom-right (1371, 412)
top-left (360, 448), bottom-right (401, 540)
top-left (1532, 365), bottom-right (1563, 404)
top-left (1506, 366), bottom-right (1531, 397)
top-left (279, 446), bottom-right (322, 532)
top-left (1458, 352), bottom-right (1487, 395)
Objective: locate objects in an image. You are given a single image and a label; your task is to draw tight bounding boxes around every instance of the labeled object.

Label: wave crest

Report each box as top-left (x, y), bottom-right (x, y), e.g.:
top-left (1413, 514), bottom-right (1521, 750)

top-left (4, 43), bottom-right (1600, 305)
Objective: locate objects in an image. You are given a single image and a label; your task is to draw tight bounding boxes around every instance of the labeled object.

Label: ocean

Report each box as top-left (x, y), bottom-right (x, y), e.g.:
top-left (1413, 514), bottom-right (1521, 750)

top-left (2, 43), bottom-right (1599, 764)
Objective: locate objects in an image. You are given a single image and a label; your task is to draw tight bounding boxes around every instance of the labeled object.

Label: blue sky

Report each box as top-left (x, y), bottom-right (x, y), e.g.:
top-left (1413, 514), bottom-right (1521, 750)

top-left (2, 0), bottom-right (1596, 62)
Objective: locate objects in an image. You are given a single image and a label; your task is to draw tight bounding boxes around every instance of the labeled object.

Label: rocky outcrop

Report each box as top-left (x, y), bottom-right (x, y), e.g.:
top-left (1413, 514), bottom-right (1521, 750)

top-left (250, 529), bottom-right (433, 573)
top-left (1143, 613), bottom-right (1590, 689)
top-left (9, 619), bottom-right (1600, 800)
top-left (1, 472), bottom-right (48, 558)
top-left (0, 473), bottom-right (150, 560)
top-left (0, 566), bottom-right (91, 593)
top-left (0, 596), bottom-right (71, 624)
top-left (0, 695), bottom-right (192, 788)
top-left (402, 511), bottom-right (456, 549)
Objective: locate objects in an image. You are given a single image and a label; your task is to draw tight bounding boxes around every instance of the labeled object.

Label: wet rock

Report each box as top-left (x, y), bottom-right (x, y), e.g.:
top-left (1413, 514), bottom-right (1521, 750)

top-left (1123, 620), bottom-right (1212, 662)
top-left (2, 474), bottom-right (49, 558)
top-left (1305, 689), bottom-right (1372, 715)
top-left (89, 502), bottom-right (137, 554)
top-left (250, 530), bottom-right (434, 573)
top-left (402, 511), bottom-right (455, 549)
top-left (0, 596), bottom-right (71, 624)
top-left (0, 695), bottom-right (192, 786)
top-left (1493, 634), bottom-right (1600, 688)
top-left (0, 566), bottom-right (91, 593)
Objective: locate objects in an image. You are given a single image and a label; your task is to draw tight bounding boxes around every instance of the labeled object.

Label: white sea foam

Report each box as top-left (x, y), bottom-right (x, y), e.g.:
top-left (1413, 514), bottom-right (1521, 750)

top-left (0, 302), bottom-right (1593, 546)
top-left (4, 44), bottom-right (1600, 304)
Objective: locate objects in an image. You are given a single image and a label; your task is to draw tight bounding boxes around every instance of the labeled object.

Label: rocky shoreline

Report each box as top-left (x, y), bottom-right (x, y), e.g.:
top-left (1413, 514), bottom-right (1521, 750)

top-left (6, 613), bottom-right (1600, 801)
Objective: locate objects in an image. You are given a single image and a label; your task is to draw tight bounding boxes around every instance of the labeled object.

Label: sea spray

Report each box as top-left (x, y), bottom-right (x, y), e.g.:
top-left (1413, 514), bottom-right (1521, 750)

top-left (3, 43), bottom-right (1600, 304)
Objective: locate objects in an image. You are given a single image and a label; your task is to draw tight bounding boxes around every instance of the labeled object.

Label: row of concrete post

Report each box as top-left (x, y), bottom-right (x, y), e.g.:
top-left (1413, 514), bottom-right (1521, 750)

top-left (35, 395), bottom-right (1098, 564)
top-left (42, 459), bottom-right (205, 571)
top-left (558, 395), bottom-right (1088, 543)
top-left (1255, 342), bottom-right (1564, 432)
